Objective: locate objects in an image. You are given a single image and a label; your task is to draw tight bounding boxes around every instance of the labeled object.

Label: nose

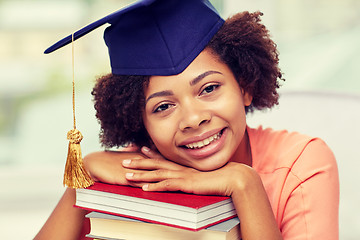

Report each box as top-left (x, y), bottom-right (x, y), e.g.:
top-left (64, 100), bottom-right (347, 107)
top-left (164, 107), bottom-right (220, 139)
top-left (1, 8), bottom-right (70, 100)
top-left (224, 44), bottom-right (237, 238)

top-left (179, 102), bottom-right (211, 131)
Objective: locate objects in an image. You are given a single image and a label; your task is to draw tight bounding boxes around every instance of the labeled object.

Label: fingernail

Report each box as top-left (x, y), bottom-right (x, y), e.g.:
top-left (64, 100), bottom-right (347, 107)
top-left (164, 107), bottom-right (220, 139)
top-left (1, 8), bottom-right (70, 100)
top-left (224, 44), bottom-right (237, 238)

top-left (122, 159), bottom-right (131, 166)
top-left (142, 146), bottom-right (150, 152)
top-left (142, 184), bottom-right (149, 191)
top-left (125, 172), bottom-right (134, 178)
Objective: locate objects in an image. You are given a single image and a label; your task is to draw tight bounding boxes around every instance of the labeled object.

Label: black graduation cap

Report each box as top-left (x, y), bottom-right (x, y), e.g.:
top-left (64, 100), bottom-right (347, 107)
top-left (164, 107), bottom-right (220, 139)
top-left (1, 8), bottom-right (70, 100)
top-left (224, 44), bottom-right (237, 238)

top-left (45, 0), bottom-right (224, 76)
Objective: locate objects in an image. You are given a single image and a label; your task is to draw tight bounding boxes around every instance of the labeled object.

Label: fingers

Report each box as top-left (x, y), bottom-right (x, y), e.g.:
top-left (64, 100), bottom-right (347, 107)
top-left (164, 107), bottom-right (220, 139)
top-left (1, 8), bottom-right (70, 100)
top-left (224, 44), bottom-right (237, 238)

top-left (126, 181), bottom-right (149, 189)
top-left (122, 156), bottom-right (185, 171)
top-left (126, 169), bottom-right (228, 196)
top-left (119, 143), bottom-right (140, 152)
top-left (125, 169), bottom-right (183, 183)
top-left (141, 146), bottom-right (163, 159)
top-left (125, 169), bottom-right (199, 193)
top-left (142, 179), bottom-right (189, 192)
top-left (141, 147), bottom-right (184, 170)
top-left (141, 177), bottom-right (226, 196)
top-left (122, 158), bottom-right (165, 170)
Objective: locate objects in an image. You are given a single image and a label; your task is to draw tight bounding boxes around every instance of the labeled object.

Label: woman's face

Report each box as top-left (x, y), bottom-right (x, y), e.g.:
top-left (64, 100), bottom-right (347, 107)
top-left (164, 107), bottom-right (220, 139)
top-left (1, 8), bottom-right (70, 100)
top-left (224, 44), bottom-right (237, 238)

top-left (142, 49), bottom-right (252, 171)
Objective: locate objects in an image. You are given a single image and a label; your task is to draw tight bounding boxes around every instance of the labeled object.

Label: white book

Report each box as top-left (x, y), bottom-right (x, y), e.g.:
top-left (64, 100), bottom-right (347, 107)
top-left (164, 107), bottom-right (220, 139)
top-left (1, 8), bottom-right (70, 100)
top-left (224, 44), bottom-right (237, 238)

top-left (86, 212), bottom-right (241, 240)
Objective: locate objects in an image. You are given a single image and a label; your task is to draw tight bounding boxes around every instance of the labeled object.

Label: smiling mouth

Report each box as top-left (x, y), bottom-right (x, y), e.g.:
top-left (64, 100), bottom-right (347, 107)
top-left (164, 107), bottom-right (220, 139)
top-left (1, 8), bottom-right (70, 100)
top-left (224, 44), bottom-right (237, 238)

top-left (184, 129), bottom-right (224, 149)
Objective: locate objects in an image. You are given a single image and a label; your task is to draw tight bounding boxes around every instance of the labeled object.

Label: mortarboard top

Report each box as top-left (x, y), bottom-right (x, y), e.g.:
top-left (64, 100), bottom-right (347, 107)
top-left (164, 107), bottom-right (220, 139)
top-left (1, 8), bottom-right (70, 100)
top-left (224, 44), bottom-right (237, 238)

top-left (44, 0), bottom-right (224, 76)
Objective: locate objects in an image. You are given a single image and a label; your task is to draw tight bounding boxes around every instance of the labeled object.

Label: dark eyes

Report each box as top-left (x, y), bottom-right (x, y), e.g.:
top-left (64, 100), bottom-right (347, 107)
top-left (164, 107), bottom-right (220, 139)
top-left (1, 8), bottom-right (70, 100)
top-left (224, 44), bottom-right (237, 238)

top-left (153, 103), bottom-right (174, 113)
top-left (201, 84), bottom-right (220, 95)
top-left (152, 84), bottom-right (220, 113)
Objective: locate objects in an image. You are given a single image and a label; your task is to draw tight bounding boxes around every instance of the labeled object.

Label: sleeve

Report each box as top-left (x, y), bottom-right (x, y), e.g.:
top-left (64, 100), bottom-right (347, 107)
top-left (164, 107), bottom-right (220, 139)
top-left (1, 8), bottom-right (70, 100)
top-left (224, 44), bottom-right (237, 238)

top-left (280, 139), bottom-right (339, 240)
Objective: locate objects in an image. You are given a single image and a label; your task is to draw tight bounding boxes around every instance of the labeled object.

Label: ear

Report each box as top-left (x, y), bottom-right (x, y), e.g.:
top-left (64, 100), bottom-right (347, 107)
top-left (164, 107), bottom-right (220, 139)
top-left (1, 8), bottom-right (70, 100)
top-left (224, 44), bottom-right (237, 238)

top-left (241, 89), bottom-right (253, 107)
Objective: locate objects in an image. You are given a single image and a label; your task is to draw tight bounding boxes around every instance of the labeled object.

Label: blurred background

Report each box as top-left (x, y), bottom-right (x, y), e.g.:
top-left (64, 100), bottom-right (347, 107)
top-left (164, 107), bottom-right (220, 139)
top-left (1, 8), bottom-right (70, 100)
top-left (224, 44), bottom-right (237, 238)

top-left (0, 0), bottom-right (359, 239)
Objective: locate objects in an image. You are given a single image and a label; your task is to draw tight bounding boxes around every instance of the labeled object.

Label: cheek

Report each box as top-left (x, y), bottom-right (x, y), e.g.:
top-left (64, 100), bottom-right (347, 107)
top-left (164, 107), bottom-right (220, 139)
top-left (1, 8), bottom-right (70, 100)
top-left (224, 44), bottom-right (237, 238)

top-left (217, 93), bottom-right (246, 123)
top-left (144, 119), bottom-right (175, 150)
top-left (147, 126), bottom-right (179, 161)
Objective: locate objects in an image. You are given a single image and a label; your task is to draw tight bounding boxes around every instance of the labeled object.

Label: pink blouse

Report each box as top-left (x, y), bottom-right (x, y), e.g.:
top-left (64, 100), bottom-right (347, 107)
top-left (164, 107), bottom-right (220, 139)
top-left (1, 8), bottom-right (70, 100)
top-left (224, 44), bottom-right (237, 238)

top-left (248, 126), bottom-right (339, 239)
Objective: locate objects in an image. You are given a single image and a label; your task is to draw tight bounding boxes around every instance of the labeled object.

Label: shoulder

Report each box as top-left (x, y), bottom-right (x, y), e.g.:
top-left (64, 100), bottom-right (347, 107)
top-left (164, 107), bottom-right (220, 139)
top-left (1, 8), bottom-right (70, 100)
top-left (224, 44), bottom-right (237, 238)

top-left (248, 126), bottom-right (337, 177)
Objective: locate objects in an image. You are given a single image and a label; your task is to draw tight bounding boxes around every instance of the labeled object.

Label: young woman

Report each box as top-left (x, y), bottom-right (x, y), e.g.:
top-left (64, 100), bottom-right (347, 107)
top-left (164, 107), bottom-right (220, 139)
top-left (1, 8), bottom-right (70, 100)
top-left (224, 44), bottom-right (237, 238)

top-left (35, 2), bottom-right (339, 239)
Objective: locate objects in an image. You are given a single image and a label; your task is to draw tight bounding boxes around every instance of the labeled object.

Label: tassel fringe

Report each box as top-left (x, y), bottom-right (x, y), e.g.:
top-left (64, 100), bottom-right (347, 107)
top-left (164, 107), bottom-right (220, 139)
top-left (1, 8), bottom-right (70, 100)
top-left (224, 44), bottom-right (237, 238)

top-left (64, 129), bottom-right (94, 189)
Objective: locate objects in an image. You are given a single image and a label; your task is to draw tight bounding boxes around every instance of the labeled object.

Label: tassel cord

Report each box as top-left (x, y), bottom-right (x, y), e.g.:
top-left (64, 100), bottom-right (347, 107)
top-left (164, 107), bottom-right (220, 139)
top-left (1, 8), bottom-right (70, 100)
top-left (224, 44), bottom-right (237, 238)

top-left (63, 33), bottom-right (94, 189)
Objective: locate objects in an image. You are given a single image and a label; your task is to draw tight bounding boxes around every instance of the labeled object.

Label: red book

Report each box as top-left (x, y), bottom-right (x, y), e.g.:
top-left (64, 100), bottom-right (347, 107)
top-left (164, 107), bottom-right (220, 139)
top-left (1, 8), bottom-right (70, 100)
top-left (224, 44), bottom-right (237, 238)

top-left (76, 182), bottom-right (236, 231)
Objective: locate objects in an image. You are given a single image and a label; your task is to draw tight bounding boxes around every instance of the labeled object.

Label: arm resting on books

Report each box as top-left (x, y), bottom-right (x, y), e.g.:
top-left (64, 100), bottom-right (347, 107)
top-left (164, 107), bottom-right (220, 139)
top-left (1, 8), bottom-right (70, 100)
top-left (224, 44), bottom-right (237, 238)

top-left (82, 148), bottom-right (283, 239)
top-left (34, 188), bottom-right (90, 240)
top-left (83, 150), bottom-right (146, 186)
top-left (230, 165), bottom-right (283, 240)
top-left (123, 157), bottom-right (283, 240)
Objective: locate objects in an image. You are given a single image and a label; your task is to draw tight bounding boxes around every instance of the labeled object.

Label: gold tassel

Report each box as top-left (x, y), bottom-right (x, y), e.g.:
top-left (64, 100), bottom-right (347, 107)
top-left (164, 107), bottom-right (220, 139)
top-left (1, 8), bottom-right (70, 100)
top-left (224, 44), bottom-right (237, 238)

top-left (62, 33), bottom-right (94, 189)
top-left (64, 129), bottom-right (94, 188)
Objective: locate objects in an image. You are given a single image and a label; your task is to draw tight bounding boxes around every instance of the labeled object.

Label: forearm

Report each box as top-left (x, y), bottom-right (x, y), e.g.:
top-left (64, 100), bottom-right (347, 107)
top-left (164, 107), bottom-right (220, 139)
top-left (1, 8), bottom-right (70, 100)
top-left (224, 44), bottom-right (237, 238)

top-left (231, 167), bottom-right (282, 240)
top-left (83, 150), bottom-right (145, 185)
top-left (34, 188), bottom-right (88, 240)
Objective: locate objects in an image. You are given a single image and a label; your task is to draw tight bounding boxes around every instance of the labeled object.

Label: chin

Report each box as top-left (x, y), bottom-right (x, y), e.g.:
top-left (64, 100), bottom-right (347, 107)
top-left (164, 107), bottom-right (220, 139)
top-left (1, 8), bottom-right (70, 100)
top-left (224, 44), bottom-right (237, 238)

top-left (190, 158), bottom-right (229, 172)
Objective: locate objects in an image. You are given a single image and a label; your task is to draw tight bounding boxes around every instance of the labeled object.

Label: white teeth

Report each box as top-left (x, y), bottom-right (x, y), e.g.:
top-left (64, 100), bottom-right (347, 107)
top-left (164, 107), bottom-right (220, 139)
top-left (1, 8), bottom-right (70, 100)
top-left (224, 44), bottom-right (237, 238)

top-left (185, 132), bottom-right (221, 149)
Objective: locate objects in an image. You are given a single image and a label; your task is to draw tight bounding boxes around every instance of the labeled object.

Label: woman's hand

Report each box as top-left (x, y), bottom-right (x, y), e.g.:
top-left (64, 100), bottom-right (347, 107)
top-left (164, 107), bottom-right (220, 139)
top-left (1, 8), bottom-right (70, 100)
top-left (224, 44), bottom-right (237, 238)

top-left (123, 147), bottom-right (253, 197)
top-left (82, 146), bottom-right (189, 188)
top-left (84, 147), bottom-right (257, 198)
top-left (130, 148), bottom-right (282, 240)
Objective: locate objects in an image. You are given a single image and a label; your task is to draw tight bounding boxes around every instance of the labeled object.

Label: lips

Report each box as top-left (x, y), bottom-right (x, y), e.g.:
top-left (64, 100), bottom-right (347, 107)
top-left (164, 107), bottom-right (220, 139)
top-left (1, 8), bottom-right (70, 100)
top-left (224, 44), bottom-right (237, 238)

top-left (178, 128), bottom-right (227, 159)
top-left (185, 131), bottom-right (222, 149)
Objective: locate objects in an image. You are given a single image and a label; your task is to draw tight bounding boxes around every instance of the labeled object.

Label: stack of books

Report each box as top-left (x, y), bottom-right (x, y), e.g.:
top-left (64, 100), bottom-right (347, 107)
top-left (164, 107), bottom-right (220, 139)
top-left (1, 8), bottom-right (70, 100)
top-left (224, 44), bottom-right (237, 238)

top-left (76, 182), bottom-right (241, 240)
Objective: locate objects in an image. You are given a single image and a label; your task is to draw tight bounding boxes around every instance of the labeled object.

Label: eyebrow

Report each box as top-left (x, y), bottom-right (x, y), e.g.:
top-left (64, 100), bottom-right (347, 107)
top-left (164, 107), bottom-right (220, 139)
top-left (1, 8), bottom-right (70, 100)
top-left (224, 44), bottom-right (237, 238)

top-left (146, 90), bottom-right (174, 103)
top-left (145, 70), bottom-right (223, 103)
top-left (189, 70), bottom-right (223, 86)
